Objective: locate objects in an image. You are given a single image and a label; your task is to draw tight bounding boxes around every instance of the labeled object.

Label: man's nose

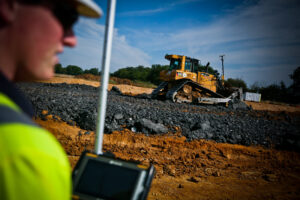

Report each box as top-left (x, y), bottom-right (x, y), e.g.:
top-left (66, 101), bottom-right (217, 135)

top-left (63, 29), bottom-right (77, 47)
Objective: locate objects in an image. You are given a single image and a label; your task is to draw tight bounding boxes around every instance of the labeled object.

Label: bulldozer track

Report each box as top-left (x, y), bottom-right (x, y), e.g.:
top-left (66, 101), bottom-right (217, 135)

top-left (166, 79), bottom-right (224, 102)
top-left (166, 79), bottom-right (188, 101)
top-left (151, 81), bottom-right (168, 98)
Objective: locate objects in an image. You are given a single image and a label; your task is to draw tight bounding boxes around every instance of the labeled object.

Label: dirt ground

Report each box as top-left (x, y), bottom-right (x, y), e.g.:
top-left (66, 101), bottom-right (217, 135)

top-left (38, 74), bottom-right (153, 95)
top-left (35, 75), bottom-right (300, 200)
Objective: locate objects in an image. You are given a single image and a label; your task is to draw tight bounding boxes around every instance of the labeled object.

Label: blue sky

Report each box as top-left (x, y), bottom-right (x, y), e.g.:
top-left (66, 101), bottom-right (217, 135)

top-left (59, 0), bottom-right (300, 87)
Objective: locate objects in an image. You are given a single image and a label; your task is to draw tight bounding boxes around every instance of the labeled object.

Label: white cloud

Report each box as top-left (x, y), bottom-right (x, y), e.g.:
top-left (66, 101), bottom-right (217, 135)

top-left (119, 0), bottom-right (202, 16)
top-left (60, 0), bottom-right (300, 86)
top-left (123, 0), bottom-right (300, 85)
top-left (119, 7), bottom-right (168, 16)
top-left (59, 18), bottom-right (151, 72)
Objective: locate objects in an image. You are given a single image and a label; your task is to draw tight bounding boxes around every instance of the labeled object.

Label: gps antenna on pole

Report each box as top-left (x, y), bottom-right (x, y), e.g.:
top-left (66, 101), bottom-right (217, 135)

top-left (95, 0), bottom-right (116, 155)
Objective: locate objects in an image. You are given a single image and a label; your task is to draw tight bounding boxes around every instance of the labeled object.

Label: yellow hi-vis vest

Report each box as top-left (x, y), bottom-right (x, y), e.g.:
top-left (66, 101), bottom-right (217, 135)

top-left (0, 92), bottom-right (71, 200)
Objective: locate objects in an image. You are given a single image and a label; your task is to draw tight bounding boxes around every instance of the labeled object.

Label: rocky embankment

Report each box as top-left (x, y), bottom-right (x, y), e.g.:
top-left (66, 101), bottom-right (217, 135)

top-left (18, 82), bottom-right (300, 150)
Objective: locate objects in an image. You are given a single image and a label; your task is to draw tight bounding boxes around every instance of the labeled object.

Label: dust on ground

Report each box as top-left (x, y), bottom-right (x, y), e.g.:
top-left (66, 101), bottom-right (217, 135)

top-left (35, 75), bottom-right (300, 199)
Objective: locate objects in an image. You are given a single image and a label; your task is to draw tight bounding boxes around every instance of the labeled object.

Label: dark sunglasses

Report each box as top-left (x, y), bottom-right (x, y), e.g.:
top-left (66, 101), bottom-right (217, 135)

top-left (18, 0), bottom-right (79, 30)
top-left (52, 2), bottom-right (79, 30)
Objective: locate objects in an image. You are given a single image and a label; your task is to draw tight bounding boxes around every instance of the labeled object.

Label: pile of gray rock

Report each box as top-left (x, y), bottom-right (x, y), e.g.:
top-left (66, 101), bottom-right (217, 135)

top-left (18, 82), bottom-right (300, 150)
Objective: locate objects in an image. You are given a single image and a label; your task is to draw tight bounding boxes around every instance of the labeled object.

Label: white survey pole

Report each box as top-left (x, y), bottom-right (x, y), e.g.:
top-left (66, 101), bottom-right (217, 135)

top-left (95, 0), bottom-right (116, 155)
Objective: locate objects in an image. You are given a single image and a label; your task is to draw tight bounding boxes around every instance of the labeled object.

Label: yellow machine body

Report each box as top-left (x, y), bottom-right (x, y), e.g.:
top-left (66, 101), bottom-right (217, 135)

top-left (160, 54), bottom-right (218, 93)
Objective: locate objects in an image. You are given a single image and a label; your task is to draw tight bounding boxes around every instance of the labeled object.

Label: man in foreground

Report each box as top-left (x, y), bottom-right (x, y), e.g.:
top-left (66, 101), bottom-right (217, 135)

top-left (0, 0), bottom-right (102, 199)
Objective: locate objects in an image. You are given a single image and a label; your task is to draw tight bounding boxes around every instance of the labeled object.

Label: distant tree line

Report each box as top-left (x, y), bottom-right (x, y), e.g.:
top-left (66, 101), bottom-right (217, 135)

top-left (113, 65), bottom-right (300, 103)
top-left (112, 65), bottom-right (169, 85)
top-left (112, 63), bottom-right (221, 85)
top-left (55, 64), bottom-right (100, 75)
top-left (223, 67), bottom-right (300, 103)
top-left (56, 63), bottom-right (299, 104)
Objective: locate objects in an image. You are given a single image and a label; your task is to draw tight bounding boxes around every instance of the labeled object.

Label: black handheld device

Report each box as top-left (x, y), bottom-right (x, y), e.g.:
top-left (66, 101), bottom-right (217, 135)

top-left (72, 152), bottom-right (155, 200)
top-left (72, 1), bottom-right (155, 199)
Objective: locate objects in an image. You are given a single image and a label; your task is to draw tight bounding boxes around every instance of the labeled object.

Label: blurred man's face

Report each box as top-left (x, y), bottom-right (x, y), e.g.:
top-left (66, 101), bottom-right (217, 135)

top-left (14, 1), bottom-right (78, 81)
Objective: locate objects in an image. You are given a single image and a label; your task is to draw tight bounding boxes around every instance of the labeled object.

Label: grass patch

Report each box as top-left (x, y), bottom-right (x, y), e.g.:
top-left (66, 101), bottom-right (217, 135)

top-left (109, 79), bottom-right (118, 84)
top-left (132, 80), bottom-right (157, 88)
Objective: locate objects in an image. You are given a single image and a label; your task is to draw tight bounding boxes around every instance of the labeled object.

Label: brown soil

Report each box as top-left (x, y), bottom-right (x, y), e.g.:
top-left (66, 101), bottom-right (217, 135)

top-left (37, 74), bottom-right (153, 95)
top-left (36, 116), bottom-right (300, 200)
top-left (75, 74), bottom-right (134, 85)
top-left (245, 101), bottom-right (300, 113)
top-left (75, 74), bottom-right (100, 81)
top-left (35, 75), bottom-right (300, 199)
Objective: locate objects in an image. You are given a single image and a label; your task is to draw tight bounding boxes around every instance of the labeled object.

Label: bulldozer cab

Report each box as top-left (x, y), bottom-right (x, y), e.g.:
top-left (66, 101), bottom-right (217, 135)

top-left (185, 57), bottom-right (199, 73)
top-left (160, 54), bottom-right (198, 82)
top-left (159, 54), bottom-right (219, 93)
top-left (166, 54), bottom-right (199, 72)
top-left (169, 58), bottom-right (181, 70)
top-left (153, 54), bottom-right (226, 102)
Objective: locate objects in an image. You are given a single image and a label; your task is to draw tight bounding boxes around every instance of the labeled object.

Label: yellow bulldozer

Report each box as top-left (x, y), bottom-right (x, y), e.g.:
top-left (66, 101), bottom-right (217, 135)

top-left (151, 54), bottom-right (240, 104)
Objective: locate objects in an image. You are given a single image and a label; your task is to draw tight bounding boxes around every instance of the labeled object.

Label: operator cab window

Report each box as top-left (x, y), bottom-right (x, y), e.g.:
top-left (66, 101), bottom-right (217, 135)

top-left (170, 59), bottom-right (181, 70)
top-left (185, 61), bottom-right (191, 72)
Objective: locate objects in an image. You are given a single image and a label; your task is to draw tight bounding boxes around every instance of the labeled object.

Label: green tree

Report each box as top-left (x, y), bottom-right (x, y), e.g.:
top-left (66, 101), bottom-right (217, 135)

top-left (290, 66), bottom-right (300, 88)
top-left (225, 78), bottom-right (248, 91)
top-left (84, 68), bottom-right (99, 75)
top-left (288, 66), bottom-right (300, 103)
top-left (134, 65), bottom-right (151, 81)
top-left (54, 63), bottom-right (66, 74)
top-left (113, 67), bottom-right (134, 80)
top-left (147, 64), bottom-right (169, 85)
top-left (112, 66), bottom-right (151, 81)
top-left (65, 65), bottom-right (83, 75)
top-left (259, 83), bottom-right (285, 102)
top-left (249, 82), bottom-right (264, 93)
top-left (248, 81), bottom-right (288, 102)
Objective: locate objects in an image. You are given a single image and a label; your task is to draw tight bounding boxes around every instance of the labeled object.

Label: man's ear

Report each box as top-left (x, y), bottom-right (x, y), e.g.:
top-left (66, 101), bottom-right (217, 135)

top-left (0, 0), bottom-right (17, 24)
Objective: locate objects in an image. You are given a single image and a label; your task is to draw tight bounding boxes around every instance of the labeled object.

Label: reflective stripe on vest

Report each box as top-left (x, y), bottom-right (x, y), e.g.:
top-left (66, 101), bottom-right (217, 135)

top-left (0, 92), bottom-right (71, 200)
top-left (0, 92), bottom-right (21, 112)
top-left (0, 105), bottom-right (37, 126)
